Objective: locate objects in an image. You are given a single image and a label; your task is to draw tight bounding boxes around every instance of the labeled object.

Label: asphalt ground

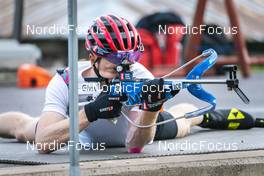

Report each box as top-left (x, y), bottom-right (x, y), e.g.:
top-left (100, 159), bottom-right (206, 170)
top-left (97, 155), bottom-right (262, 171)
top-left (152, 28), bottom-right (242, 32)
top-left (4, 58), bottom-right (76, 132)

top-left (0, 72), bottom-right (263, 169)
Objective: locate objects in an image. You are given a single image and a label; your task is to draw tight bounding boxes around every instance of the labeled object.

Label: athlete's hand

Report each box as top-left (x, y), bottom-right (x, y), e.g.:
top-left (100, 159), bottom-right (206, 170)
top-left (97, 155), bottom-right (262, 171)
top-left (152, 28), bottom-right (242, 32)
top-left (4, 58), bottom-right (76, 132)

top-left (84, 92), bottom-right (122, 122)
top-left (140, 78), bottom-right (179, 112)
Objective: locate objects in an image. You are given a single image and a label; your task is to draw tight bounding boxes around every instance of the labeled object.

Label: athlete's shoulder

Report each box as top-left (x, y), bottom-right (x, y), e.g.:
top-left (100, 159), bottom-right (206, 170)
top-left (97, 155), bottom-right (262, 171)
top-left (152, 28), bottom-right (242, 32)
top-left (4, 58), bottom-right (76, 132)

top-left (56, 60), bottom-right (92, 85)
top-left (131, 62), bottom-right (154, 79)
top-left (57, 60), bottom-right (91, 73)
top-left (78, 60), bottom-right (92, 70)
top-left (47, 72), bottom-right (68, 91)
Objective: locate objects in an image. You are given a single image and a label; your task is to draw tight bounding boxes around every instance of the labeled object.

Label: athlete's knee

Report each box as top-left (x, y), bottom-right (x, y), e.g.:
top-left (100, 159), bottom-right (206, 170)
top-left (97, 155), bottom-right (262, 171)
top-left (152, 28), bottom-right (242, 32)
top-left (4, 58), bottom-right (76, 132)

top-left (167, 103), bottom-right (198, 116)
top-left (168, 103), bottom-right (204, 126)
top-left (165, 103), bottom-right (203, 138)
top-left (153, 110), bottom-right (192, 139)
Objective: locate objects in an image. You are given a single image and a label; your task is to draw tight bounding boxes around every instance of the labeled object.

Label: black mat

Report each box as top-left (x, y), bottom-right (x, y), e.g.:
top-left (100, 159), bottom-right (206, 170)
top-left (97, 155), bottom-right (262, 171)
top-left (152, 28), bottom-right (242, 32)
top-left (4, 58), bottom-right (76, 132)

top-left (0, 127), bottom-right (263, 165)
top-left (0, 73), bottom-right (263, 165)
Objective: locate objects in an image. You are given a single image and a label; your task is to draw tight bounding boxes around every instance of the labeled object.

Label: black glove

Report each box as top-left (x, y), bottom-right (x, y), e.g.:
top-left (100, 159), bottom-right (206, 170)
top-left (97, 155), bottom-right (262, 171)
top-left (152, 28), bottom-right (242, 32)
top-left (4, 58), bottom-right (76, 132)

top-left (84, 92), bottom-right (123, 122)
top-left (140, 78), bottom-right (179, 112)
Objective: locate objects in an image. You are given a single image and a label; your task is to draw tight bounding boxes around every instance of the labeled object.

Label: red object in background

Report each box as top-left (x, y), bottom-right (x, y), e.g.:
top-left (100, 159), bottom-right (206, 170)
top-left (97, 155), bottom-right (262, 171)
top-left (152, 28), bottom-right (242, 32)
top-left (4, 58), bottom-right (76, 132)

top-left (137, 29), bottom-right (162, 69)
top-left (138, 25), bottom-right (184, 70)
top-left (17, 64), bottom-right (52, 88)
top-left (164, 24), bottom-right (184, 66)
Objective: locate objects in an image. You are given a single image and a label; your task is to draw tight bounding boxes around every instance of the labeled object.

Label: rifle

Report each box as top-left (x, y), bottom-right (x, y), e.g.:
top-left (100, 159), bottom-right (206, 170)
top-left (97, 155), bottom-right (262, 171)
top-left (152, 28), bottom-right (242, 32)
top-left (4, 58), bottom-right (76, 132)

top-left (85, 49), bottom-right (250, 128)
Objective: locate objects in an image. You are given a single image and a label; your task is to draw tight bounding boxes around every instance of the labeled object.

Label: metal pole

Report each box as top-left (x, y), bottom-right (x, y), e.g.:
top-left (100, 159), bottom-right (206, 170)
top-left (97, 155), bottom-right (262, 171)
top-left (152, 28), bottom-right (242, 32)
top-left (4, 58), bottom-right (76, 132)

top-left (12, 0), bottom-right (24, 42)
top-left (68, 0), bottom-right (80, 175)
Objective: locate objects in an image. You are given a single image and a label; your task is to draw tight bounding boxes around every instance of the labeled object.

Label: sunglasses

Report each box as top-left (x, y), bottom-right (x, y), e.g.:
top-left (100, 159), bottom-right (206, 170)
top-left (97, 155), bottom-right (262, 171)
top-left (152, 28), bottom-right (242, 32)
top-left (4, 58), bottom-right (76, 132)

top-left (103, 51), bottom-right (142, 65)
top-left (92, 46), bottom-right (142, 65)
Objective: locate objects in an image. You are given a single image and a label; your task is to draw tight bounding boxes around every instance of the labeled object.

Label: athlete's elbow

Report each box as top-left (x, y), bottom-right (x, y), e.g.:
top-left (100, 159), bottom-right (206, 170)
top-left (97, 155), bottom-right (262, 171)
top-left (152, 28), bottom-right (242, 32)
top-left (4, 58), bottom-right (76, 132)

top-left (35, 141), bottom-right (55, 154)
top-left (37, 148), bottom-right (53, 154)
top-left (126, 141), bottom-right (145, 154)
top-left (34, 138), bottom-right (55, 154)
top-left (127, 146), bottom-right (143, 154)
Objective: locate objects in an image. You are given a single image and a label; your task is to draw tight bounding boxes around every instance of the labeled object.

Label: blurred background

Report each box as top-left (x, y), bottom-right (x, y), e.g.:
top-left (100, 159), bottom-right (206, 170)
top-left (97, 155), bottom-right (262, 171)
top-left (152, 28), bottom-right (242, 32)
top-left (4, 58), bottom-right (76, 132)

top-left (1, 0), bottom-right (264, 84)
top-left (0, 0), bottom-right (263, 94)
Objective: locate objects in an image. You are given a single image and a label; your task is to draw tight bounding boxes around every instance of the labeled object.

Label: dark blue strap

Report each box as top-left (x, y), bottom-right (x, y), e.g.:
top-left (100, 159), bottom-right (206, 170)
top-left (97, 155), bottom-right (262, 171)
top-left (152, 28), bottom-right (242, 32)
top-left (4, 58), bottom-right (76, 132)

top-left (57, 68), bottom-right (69, 87)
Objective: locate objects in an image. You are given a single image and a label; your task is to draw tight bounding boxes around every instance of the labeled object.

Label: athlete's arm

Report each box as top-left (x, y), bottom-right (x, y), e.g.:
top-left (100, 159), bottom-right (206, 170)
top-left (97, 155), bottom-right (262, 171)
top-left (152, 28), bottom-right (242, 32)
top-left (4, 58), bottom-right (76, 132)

top-left (125, 110), bottom-right (158, 153)
top-left (35, 73), bottom-right (91, 154)
top-left (125, 78), bottom-right (179, 153)
top-left (35, 110), bottom-right (89, 154)
top-left (36, 91), bottom-right (122, 154)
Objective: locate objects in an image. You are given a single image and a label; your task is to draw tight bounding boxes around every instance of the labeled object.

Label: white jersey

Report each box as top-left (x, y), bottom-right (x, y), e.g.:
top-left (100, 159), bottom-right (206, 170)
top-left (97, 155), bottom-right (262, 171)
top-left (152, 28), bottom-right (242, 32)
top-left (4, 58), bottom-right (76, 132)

top-left (42, 61), bottom-right (154, 147)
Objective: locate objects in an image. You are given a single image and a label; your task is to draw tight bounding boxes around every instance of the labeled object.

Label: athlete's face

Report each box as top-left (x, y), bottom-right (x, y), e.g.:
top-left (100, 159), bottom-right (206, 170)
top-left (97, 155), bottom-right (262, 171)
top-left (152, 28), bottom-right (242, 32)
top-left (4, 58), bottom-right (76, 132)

top-left (97, 58), bottom-right (118, 79)
top-left (90, 55), bottom-right (118, 79)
